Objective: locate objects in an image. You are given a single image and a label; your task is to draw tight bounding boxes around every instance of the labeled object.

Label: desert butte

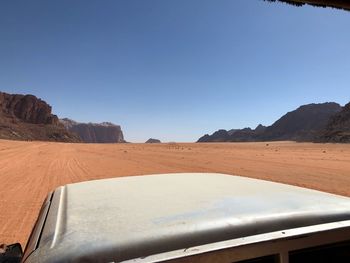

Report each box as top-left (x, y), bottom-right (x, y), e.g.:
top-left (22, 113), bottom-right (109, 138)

top-left (1, 140), bottom-right (350, 247)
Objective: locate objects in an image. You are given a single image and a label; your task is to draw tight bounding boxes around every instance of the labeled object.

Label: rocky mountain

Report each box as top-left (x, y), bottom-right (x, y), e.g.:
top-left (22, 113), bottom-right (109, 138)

top-left (197, 129), bottom-right (230, 143)
top-left (255, 124), bottom-right (267, 133)
top-left (227, 129), bottom-right (239, 136)
top-left (60, 118), bottom-right (125, 143)
top-left (262, 103), bottom-right (342, 141)
top-left (145, 138), bottom-right (161, 143)
top-left (319, 102), bottom-right (350, 143)
top-left (197, 103), bottom-right (342, 143)
top-left (230, 126), bottom-right (267, 142)
top-left (198, 125), bottom-right (266, 143)
top-left (0, 92), bottom-right (80, 142)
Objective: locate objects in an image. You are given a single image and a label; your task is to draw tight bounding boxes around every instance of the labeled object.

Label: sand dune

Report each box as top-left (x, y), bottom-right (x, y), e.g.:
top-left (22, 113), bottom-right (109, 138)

top-left (1, 140), bottom-right (350, 247)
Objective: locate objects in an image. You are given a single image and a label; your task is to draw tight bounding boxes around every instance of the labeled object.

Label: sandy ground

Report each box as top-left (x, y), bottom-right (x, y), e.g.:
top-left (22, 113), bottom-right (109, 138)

top-left (1, 140), bottom-right (350, 247)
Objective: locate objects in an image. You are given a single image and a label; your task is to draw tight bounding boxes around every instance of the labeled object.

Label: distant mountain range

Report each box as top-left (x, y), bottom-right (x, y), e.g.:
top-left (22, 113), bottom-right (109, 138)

top-left (1, 91), bottom-right (349, 143)
top-left (198, 102), bottom-right (349, 143)
top-left (198, 125), bottom-right (267, 143)
top-left (60, 118), bottom-right (125, 143)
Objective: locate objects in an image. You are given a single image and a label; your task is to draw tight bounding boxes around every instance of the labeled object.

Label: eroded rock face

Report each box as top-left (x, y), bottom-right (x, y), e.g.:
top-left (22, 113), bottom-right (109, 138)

top-left (61, 118), bottom-right (125, 143)
top-left (262, 103), bottom-right (342, 141)
top-left (0, 92), bottom-right (80, 142)
top-left (319, 102), bottom-right (350, 143)
top-left (0, 92), bottom-right (59, 125)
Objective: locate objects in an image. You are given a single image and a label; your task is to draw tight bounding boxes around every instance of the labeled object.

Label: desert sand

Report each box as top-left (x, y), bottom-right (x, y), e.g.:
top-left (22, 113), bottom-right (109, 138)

top-left (1, 140), bottom-right (350, 247)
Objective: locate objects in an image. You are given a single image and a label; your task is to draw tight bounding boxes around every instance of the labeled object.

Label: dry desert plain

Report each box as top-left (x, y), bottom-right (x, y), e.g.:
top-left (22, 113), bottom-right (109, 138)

top-left (1, 139), bottom-right (350, 247)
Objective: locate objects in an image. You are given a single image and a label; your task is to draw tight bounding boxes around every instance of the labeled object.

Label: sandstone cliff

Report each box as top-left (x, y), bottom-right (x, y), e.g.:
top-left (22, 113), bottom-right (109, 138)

top-left (0, 92), bottom-right (80, 142)
top-left (60, 118), bottom-right (125, 143)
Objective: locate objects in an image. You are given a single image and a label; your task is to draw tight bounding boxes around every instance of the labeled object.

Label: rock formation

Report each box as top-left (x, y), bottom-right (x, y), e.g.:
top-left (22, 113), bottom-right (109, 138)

top-left (197, 103), bottom-right (342, 143)
top-left (60, 118), bottom-right (125, 143)
top-left (0, 92), bottom-right (59, 125)
top-left (197, 130), bottom-right (230, 143)
top-left (0, 92), bottom-right (80, 142)
top-left (230, 126), bottom-right (267, 142)
top-left (262, 103), bottom-right (342, 141)
top-left (145, 138), bottom-right (161, 143)
top-left (318, 102), bottom-right (350, 143)
top-left (198, 125), bottom-right (266, 143)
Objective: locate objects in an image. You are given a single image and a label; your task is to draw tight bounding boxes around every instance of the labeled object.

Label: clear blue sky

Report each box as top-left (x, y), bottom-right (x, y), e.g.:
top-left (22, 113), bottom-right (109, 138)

top-left (1, 0), bottom-right (350, 142)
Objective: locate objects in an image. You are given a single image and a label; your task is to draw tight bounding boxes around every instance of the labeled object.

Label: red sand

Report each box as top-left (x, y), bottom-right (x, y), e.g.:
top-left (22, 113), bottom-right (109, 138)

top-left (1, 140), bottom-right (350, 247)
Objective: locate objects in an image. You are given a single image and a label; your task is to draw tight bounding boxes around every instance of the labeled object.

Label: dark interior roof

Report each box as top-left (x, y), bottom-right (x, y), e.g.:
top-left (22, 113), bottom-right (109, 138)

top-left (265, 0), bottom-right (350, 11)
